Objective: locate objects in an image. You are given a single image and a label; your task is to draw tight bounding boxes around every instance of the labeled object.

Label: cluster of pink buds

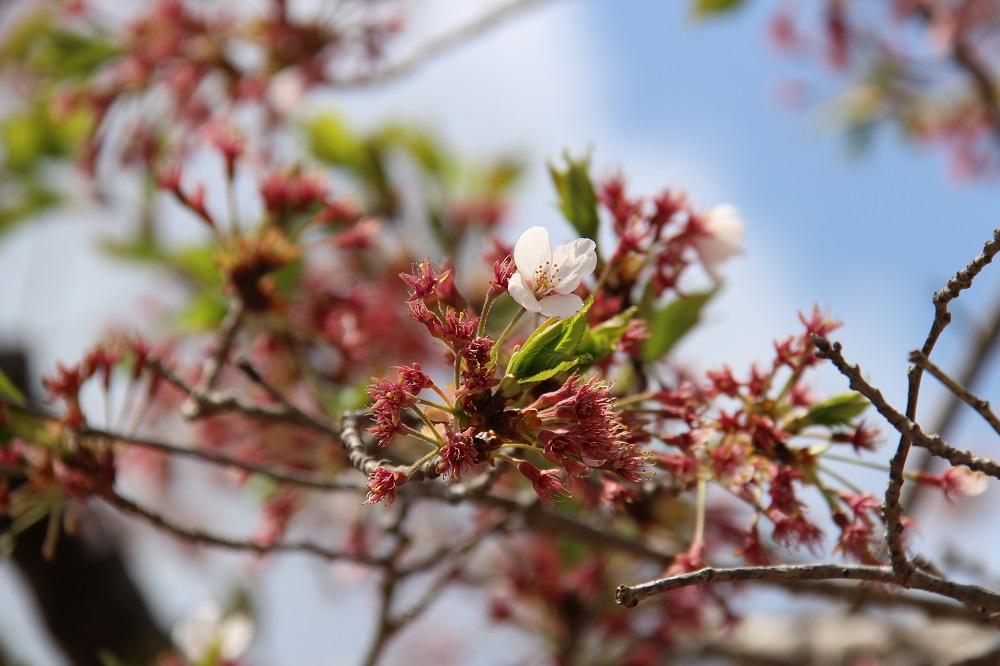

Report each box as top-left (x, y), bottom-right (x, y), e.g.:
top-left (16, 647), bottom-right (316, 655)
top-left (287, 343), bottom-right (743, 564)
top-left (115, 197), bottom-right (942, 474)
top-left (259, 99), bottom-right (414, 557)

top-left (363, 225), bottom-right (651, 505)
top-left (599, 173), bottom-right (745, 296)
top-left (628, 306), bottom-right (896, 566)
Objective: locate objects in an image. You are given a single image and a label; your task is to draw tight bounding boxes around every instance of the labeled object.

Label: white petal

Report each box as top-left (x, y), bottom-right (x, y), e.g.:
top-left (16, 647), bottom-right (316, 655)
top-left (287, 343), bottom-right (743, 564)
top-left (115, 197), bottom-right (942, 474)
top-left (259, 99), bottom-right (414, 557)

top-left (694, 205), bottom-right (745, 278)
top-left (538, 293), bottom-right (584, 319)
top-left (704, 205), bottom-right (746, 247)
top-left (508, 273), bottom-right (543, 313)
top-left (219, 614), bottom-right (255, 659)
top-left (513, 227), bottom-right (552, 285)
top-left (551, 238), bottom-right (598, 294)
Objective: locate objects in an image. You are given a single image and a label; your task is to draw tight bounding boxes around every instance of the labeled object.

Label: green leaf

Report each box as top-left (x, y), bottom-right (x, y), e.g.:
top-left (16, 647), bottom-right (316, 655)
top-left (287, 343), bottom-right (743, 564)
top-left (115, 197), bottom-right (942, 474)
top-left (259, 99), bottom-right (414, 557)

top-left (517, 353), bottom-right (592, 386)
top-left (693, 0), bottom-right (747, 17)
top-left (487, 158), bottom-right (522, 195)
top-left (307, 113), bottom-right (367, 169)
top-left (506, 299), bottom-right (593, 383)
top-left (400, 127), bottom-right (449, 177)
top-left (506, 319), bottom-right (565, 380)
top-left (642, 290), bottom-right (716, 362)
top-left (177, 292), bottom-right (228, 332)
top-left (800, 392), bottom-right (870, 427)
top-left (1, 103), bottom-right (93, 173)
top-left (272, 258), bottom-right (303, 298)
top-left (0, 367), bottom-right (25, 403)
top-left (577, 307), bottom-right (637, 362)
top-left (554, 305), bottom-right (589, 355)
top-left (308, 113), bottom-right (396, 210)
top-left (548, 151), bottom-right (600, 242)
top-left (172, 245), bottom-right (223, 287)
top-left (1, 405), bottom-right (51, 447)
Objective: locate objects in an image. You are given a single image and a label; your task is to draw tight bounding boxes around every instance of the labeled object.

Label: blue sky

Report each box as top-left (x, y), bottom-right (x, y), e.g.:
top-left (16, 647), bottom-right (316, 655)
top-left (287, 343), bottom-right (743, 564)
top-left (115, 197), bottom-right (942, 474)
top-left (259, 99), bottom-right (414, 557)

top-left (3, 1), bottom-right (1000, 663)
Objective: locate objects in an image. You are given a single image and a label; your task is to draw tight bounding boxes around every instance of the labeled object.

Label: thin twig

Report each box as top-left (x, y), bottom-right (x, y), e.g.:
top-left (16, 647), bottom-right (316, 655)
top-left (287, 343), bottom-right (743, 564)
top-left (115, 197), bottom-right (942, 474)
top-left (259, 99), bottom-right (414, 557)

top-left (103, 489), bottom-right (375, 563)
top-left (401, 511), bottom-right (510, 575)
top-left (909, 350), bottom-right (1000, 437)
top-left (812, 336), bottom-right (1000, 481)
top-left (360, 503), bottom-right (412, 666)
top-left (905, 298), bottom-right (1000, 511)
top-left (340, 411), bottom-right (440, 480)
top-left (181, 298), bottom-right (244, 419)
top-left (329, 0), bottom-right (561, 89)
top-left (1, 399), bottom-right (358, 493)
top-left (148, 356), bottom-right (339, 436)
top-left (822, 229), bottom-right (1000, 579)
top-left (394, 513), bottom-right (511, 634)
top-left (339, 412), bottom-right (677, 566)
top-left (780, 580), bottom-right (1000, 625)
top-left (86, 425), bottom-right (361, 493)
top-left (615, 563), bottom-right (1000, 615)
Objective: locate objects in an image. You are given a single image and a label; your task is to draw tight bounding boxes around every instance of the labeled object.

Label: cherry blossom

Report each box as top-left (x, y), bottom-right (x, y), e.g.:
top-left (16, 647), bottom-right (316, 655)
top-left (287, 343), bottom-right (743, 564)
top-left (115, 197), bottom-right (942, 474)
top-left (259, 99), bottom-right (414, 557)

top-left (508, 226), bottom-right (597, 318)
top-left (692, 205), bottom-right (746, 279)
top-left (172, 600), bottom-right (254, 664)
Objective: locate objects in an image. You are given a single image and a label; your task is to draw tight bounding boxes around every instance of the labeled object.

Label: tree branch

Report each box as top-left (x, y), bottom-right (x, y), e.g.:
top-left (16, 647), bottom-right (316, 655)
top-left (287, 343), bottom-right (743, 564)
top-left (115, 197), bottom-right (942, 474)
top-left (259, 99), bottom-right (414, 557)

top-left (181, 298), bottom-right (244, 419)
top-left (812, 336), bottom-right (1000, 481)
top-left (102, 489), bottom-right (375, 564)
top-left (1, 399), bottom-right (359, 493)
top-left (149, 356), bottom-right (339, 436)
top-left (615, 563), bottom-right (1000, 615)
top-left (328, 0), bottom-right (561, 89)
top-left (908, 349), bottom-right (1000, 437)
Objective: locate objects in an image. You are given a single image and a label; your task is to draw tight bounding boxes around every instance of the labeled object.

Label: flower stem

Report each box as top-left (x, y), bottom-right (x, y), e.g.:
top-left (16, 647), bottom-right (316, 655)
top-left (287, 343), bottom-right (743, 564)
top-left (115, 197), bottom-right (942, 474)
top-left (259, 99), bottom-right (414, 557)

top-left (430, 385), bottom-right (455, 409)
top-left (493, 306), bottom-right (527, 353)
top-left (478, 293), bottom-right (498, 338)
top-left (410, 405), bottom-right (445, 446)
top-left (818, 464), bottom-right (864, 495)
top-left (821, 452), bottom-right (891, 472)
top-left (615, 391), bottom-right (657, 409)
top-left (407, 449), bottom-right (441, 476)
top-left (692, 477), bottom-right (708, 551)
top-left (417, 398), bottom-right (454, 413)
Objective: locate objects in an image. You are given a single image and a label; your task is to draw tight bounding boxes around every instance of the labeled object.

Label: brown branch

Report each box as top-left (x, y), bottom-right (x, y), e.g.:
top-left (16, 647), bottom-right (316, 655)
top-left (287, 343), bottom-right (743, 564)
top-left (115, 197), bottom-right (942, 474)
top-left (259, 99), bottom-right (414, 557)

top-left (812, 229), bottom-right (1000, 579)
top-left (339, 412), bottom-right (677, 567)
top-left (102, 489), bottom-right (375, 564)
top-left (2, 399), bottom-right (359, 493)
top-left (880, 4), bottom-right (1000, 514)
top-left (905, 297), bottom-right (1000, 511)
top-left (181, 298), bottom-right (244, 419)
top-left (400, 511), bottom-right (509, 576)
top-left (909, 350), bottom-right (1000, 437)
top-left (911, 5), bottom-right (1000, 148)
top-left (86, 425), bottom-right (361, 493)
top-left (615, 563), bottom-right (1000, 615)
top-left (340, 411), bottom-right (440, 480)
top-left (148, 356), bottom-right (340, 436)
top-left (780, 580), bottom-right (1000, 625)
top-left (394, 513), bottom-right (510, 634)
top-left (812, 336), bottom-right (1000, 481)
top-left (359, 503), bottom-right (412, 666)
top-left (898, 230), bottom-right (1000, 538)
top-left (328, 0), bottom-right (560, 89)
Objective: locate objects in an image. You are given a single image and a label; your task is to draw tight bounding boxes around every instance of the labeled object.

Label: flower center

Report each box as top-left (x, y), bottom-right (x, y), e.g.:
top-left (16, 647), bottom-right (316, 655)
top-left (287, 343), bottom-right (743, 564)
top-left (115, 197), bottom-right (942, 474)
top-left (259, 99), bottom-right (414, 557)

top-left (531, 261), bottom-right (563, 295)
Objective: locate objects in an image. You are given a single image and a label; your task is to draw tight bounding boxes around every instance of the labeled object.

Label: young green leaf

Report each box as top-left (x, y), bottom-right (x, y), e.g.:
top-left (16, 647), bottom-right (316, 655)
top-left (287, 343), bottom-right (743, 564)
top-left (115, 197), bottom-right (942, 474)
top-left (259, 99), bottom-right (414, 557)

top-left (506, 299), bottom-right (593, 383)
top-left (577, 307), bottom-right (637, 362)
top-left (642, 290), bottom-right (715, 362)
top-left (548, 151), bottom-right (599, 242)
top-left (693, 0), bottom-right (747, 17)
top-left (0, 367), bottom-right (25, 403)
top-left (800, 392), bottom-right (871, 427)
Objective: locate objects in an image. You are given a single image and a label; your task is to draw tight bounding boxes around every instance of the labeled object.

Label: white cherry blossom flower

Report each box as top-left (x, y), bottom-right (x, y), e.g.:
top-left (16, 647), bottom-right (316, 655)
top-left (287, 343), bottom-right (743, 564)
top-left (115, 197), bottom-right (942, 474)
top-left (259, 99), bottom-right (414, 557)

top-left (692, 204), bottom-right (746, 279)
top-left (508, 226), bottom-right (597, 318)
top-left (173, 600), bottom-right (254, 663)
